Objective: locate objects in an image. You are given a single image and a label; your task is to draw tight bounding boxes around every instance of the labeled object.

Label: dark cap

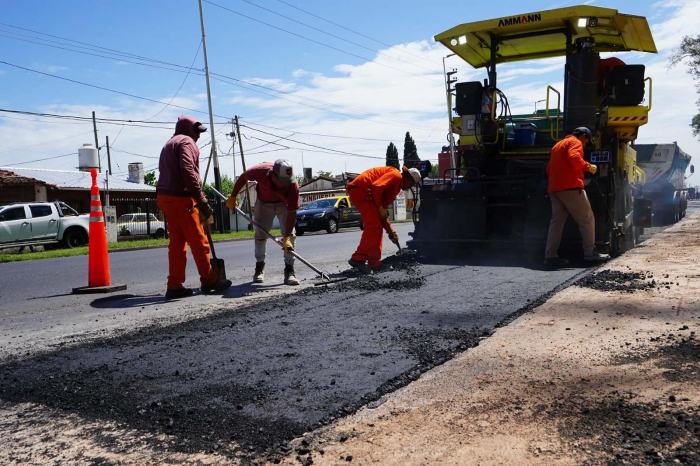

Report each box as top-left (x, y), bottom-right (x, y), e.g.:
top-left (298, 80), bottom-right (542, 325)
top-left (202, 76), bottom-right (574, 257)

top-left (572, 127), bottom-right (592, 138)
top-left (193, 122), bottom-right (208, 133)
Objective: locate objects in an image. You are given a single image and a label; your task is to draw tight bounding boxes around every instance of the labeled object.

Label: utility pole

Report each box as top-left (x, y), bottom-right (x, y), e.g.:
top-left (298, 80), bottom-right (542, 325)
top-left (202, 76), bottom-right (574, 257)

top-left (198, 0), bottom-right (225, 233)
top-left (442, 55), bottom-right (457, 177)
top-left (92, 111), bottom-right (102, 173)
top-left (105, 136), bottom-right (113, 176)
top-left (234, 116), bottom-right (254, 219)
top-left (230, 118), bottom-right (239, 232)
top-left (104, 135), bottom-right (112, 206)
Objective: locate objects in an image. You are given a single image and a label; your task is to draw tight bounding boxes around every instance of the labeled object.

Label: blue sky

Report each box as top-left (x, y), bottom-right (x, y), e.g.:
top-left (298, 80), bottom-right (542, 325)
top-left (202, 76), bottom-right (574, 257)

top-left (1, 0), bottom-right (698, 182)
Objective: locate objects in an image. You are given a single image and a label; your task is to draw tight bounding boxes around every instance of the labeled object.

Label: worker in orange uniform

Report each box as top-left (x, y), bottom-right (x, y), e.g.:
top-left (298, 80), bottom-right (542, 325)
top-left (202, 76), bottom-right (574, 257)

top-left (544, 127), bottom-right (609, 267)
top-left (156, 115), bottom-right (232, 299)
top-left (347, 166), bottom-right (421, 273)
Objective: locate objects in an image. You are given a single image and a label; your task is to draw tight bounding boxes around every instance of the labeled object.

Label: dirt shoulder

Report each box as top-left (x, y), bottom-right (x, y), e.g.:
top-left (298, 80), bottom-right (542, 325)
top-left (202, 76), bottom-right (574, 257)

top-left (283, 215), bottom-right (700, 466)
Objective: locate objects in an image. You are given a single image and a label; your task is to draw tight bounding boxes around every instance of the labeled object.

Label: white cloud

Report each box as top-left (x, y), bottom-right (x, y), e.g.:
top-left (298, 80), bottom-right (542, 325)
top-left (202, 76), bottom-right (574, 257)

top-left (46, 65), bottom-right (67, 74)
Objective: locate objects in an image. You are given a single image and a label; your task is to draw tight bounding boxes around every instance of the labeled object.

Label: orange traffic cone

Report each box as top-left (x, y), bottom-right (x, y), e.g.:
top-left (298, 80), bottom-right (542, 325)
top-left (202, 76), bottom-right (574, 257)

top-left (72, 169), bottom-right (126, 294)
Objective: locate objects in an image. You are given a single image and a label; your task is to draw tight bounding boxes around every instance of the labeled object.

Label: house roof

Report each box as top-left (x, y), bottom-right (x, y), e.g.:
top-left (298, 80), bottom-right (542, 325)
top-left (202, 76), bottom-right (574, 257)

top-left (0, 167), bottom-right (156, 192)
top-left (0, 169), bottom-right (56, 188)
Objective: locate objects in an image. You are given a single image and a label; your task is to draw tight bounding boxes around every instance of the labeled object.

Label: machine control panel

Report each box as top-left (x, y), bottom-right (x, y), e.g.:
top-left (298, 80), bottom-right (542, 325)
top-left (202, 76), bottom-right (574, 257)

top-left (590, 150), bottom-right (611, 163)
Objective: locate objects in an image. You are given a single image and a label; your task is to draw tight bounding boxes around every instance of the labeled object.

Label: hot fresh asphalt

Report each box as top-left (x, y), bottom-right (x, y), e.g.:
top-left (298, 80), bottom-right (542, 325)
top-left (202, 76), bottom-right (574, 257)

top-left (1, 209), bottom-right (694, 462)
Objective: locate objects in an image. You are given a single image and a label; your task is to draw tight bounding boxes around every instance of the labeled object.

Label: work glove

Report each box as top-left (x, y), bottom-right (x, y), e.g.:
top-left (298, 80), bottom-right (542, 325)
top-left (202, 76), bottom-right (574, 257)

top-left (589, 164), bottom-right (598, 175)
top-left (378, 206), bottom-right (389, 221)
top-left (226, 195), bottom-right (238, 211)
top-left (387, 229), bottom-right (399, 245)
top-left (281, 235), bottom-right (294, 254)
top-left (196, 201), bottom-right (214, 225)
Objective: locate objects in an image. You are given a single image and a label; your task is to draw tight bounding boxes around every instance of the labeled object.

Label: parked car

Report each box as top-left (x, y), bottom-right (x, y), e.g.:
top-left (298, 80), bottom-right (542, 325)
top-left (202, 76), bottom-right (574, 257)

top-left (0, 201), bottom-right (90, 249)
top-left (117, 213), bottom-right (166, 238)
top-left (295, 196), bottom-right (363, 235)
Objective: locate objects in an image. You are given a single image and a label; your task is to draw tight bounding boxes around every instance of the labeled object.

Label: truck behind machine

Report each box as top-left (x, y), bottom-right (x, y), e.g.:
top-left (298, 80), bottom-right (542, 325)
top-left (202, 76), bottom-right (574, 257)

top-left (636, 143), bottom-right (693, 225)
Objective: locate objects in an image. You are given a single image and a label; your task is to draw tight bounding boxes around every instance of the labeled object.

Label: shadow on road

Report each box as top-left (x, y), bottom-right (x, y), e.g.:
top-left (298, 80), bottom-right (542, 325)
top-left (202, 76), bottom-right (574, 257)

top-left (90, 294), bottom-right (166, 309)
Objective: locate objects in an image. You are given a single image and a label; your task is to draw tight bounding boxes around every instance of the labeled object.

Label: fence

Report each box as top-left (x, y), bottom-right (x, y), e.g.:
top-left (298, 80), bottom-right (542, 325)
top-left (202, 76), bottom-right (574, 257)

top-left (111, 198), bottom-right (167, 240)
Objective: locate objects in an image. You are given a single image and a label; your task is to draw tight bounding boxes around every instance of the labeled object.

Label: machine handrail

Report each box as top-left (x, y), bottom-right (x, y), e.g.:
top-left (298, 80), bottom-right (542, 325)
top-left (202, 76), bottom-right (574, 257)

top-left (483, 91), bottom-right (500, 146)
top-left (645, 77), bottom-right (653, 112)
top-left (546, 85), bottom-right (561, 142)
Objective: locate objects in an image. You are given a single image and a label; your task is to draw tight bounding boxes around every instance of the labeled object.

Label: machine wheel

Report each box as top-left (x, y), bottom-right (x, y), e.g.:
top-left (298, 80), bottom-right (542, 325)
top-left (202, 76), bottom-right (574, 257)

top-left (63, 229), bottom-right (88, 249)
top-left (153, 228), bottom-right (166, 239)
top-left (359, 219), bottom-right (364, 230)
top-left (296, 229), bottom-right (305, 236)
top-left (326, 217), bottom-right (338, 234)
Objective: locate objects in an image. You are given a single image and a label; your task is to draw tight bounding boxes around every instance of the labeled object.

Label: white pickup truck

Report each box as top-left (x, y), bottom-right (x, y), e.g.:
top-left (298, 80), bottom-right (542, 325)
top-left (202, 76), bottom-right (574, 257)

top-left (0, 201), bottom-right (91, 249)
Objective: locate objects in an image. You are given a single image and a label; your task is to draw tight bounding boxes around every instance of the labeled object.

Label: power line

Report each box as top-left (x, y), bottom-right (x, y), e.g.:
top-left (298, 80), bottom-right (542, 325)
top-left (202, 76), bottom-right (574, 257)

top-left (0, 22), bottom-right (197, 71)
top-left (0, 60), bottom-right (230, 119)
top-left (144, 40), bottom-right (203, 121)
top-left (239, 0), bottom-right (440, 75)
top-left (243, 127), bottom-right (385, 160)
top-left (0, 31), bottom-right (201, 75)
top-left (0, 22), bottom-right (438, 132)
top-left (275, 0), bottom-right (440, 67)
top-left (4, 152), bottom-right (75, 166)
top-left (240, 118), bottom-right (444, 143)
top-left (0, 130), bottom-right (94, 155)
top-left (203, 0), bottom-right (440, 83)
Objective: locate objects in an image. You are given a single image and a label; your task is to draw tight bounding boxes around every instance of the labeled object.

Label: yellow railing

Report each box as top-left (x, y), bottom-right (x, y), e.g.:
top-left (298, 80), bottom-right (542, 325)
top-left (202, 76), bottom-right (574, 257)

top-left (546, 85), bottom-right (561, 141)
top-left (645, 77), bottom-right (653, 112)
top-left (484, 90), bottom-right (500, 146)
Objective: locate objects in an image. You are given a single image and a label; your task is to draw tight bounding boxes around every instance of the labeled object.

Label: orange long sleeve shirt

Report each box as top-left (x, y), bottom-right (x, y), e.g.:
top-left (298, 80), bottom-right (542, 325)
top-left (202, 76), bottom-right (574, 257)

top-left (348, 166), bottom-right (403, 209)
top-left (546, 135), bottom-right (591, 193)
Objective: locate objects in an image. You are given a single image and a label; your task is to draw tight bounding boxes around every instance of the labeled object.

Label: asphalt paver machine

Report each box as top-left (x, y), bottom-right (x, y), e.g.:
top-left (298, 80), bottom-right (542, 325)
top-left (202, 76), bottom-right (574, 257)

top-left (408, 6), bottom-right (657, 257)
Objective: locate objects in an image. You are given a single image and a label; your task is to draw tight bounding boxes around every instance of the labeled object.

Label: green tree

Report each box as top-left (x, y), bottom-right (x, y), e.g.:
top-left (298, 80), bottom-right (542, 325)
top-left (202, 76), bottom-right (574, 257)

top-left (430, 163), bottom-right (439, 179)
top-left (385, 142), bottom-right (399, 169)
top-left (317, 170), bottom-right (333, 178)
top-left (670, 35), bottom-right (700, 139)
top-left (203, 174), bottom-right (235, 207)
top-left (403, 132), bottom-right (419, 168)
top-left (144, 171), bottom-right (157, 187)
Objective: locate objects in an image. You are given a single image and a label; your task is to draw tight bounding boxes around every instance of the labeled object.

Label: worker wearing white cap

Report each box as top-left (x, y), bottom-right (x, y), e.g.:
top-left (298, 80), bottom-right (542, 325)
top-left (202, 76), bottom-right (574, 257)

top-left (228, 159), bottom-right (301, 285)
top-left (346, 165), bottom-right (421, 273)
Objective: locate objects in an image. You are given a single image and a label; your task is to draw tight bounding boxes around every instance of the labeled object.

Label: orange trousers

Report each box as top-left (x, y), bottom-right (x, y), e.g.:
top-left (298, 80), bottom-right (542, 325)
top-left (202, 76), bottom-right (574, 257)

top-left (157, 195), bottom-right (218, 290)
top-left (349, 189), bottom-right (384, 268)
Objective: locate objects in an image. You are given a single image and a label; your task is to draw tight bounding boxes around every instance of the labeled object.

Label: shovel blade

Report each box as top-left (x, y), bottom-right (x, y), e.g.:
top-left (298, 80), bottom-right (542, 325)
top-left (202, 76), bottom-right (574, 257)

top-left (210, 258), bottom-right (227, 281)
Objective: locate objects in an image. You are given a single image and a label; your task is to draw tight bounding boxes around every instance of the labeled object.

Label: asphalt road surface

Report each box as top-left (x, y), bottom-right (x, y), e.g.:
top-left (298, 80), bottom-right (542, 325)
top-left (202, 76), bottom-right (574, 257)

top-left (1, 207), bottom-right (696, 463)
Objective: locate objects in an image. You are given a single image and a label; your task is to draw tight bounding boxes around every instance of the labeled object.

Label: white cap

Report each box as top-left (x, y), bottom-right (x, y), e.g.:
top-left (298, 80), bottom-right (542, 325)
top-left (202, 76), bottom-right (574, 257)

top-left (406, 167), bottom-right (422, 185)
top-left (272, 159), bottom-right (295, 186)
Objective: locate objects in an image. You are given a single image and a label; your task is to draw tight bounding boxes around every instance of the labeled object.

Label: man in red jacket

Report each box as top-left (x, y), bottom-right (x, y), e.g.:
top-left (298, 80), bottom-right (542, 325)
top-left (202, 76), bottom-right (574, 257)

top-left (156, 115), bottom-right (232, 299)
top-left (347, 166), bottom-right (421, 273)
top-left (544, 127), bottom-right (609, 267)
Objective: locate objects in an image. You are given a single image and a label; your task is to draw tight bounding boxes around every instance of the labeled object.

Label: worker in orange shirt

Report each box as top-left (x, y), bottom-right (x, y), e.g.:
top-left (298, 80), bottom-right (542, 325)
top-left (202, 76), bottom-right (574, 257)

top-left (347, 166), bottom-right (421, 273)
top-left (544, 127), bottom-right (609, 267)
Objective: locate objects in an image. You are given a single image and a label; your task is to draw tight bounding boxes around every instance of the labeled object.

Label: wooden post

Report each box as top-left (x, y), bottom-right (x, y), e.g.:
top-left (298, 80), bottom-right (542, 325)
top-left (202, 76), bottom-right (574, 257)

top-left (92, 111), bottom-right (102, 173)
top-left (234, 116), bottom-right (254, 219)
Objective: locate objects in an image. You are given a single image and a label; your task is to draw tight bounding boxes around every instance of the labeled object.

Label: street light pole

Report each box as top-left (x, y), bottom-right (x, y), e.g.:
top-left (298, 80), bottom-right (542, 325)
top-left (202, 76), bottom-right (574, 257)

top-left (198, 0), bottom-right (225, 233)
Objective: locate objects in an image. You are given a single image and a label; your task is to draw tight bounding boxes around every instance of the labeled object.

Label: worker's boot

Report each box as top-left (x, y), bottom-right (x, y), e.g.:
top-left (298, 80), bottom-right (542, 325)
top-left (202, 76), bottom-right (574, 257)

top-left (284, 265), bottom-right (300, 286)
top-left (254, 262), bottom-right (265, 283)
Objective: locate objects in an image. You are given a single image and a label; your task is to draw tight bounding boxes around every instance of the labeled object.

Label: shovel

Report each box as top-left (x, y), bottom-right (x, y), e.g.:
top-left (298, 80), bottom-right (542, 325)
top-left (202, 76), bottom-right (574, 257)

top-left (208, 187), bottom-right (347, 285)
top-left (204, 223), bottom-right (226, 281)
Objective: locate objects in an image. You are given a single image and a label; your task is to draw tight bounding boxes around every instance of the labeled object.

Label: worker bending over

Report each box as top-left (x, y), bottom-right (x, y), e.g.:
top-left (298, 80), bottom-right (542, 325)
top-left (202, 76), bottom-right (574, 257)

top-left (156, 115), bottom-right (232, 299)
top-left (544, 127), bottom-right (609, 267)
top-left (347, 166), bottom-right (421, 273)
top-left (228, 160), bottom-right (301, 285)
